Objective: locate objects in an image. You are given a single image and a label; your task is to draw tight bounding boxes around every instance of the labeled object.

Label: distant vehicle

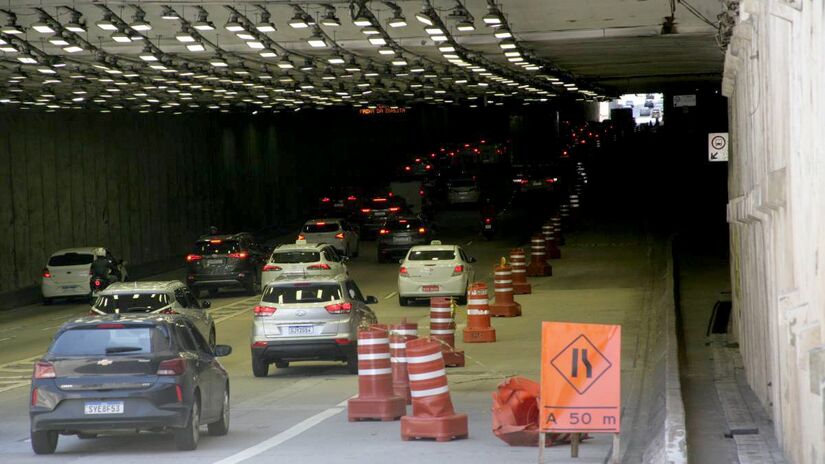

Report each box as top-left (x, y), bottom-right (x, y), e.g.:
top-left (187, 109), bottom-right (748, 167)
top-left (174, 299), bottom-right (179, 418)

top-left (397, 241), bottom-right (476, 306)
top-left (377, 217), bottom-right (433, 263)
top-left (317, 186), bottom-right (364, 218)
top-left (651, 108), bottom-right (662, 119)
top-left (358, 196), bottom-right (409, 237)
top-left (29, 314), bottom-right (232, 454)
top-left (447, 178), bottom-right (480, 204)
top-left (261, 241), bottom-right (348, 287)
top-left (298, 219), bottom-right (360, 258)
top-left (250, 275), bottom-right (378, 376)
top-left (90, 281), bottom-right (216, 347)
top-left (42, 247), bottom-right (128, 305)
top-left (389, 180), bottom-right (424, 214)
top-left (186, 233), bottom-right (267, 298)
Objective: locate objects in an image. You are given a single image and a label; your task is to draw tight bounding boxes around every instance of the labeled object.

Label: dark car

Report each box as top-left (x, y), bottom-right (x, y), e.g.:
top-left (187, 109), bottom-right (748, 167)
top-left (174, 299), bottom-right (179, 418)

top-left (317, 186), bottom-right (364, 218)
top-left (377, 217), bottom-right (433, 263)
top-left (29, 314), bottom-right (232, 454)
top-left (357, 196), bottom-right (409, 238)
top-left (186, 233), bottom-right (266, 297)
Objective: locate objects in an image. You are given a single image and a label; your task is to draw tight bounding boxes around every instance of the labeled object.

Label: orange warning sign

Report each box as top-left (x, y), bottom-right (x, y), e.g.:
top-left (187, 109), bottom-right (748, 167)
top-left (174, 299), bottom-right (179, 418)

top-left (540, 321), bottom-right (621, 433)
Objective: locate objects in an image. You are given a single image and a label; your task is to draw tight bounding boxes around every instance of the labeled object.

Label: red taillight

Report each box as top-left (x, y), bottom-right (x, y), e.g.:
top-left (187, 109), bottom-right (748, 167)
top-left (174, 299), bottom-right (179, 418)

top-left (373, 197), bottom-right (387, 202)
top-left (209, 239), bottom-right (222, 244)
top-left (228, 251), bottom-right (248, 259)
top-left (399, 266), bottom-right (408, 276)
top-left (34, 361), bottom-right (56, 379)
top-left (254, 305), bottom-right (277, 316)
top-left (484, 217), bottom-right (492, 224)
top-left (42, 268), bottom-right (51, 278)
top-left (160, 308), bottom-right (178, 315)
top-left (418, 227), bottom-right (427, 234)
top-left (252, 341), bottom-right (267, 348)
top-left (453, 265), bottom-right (464, 275)
top-left (335, 338), bottom-right (352, 345)
top-left (297, 234), bottom-right (305, 240)
top-left (157, 358), bottom-right (186, 376)
top-left (325, 302), bottom-right (352, 314)
top-left (94, 279), bottom-right (103, 288)
top-left (347, 195), bottom-right (357, 201)
top-left (97, 323), bottom-right (125, 329)
top-left (307, 263), bottom-right (331, 270)
top-left (404, 166), bottom-right (411, 171)
top-left (424, 164), bottom-right (432, 171)
top-left (360, 208), bottom-right (371, 214)
top-left (389, 207), bottom-right (400, 213)
top-left (334, 232), bottom-right (345, 240)
top-left (31, 388), bottom-right (38, 406)
top-left (379, 228), bottom-right (390, 235)
top-left (263, 264), bottom-right (282, 271)
top-left (186, 254), bottom-right (202, 262)
top-left (175, 384), bottom-right (183, 402)
top-left (316, 221), bottom-right (326, 226)
top-left (419, 189), bottom-right (425, 196)
top-left (321, 197), bottom-right (331, 203)
top-left (545, 178), bottom-right (556, 184)
top-left (520, 179), bottom-right (528, 185)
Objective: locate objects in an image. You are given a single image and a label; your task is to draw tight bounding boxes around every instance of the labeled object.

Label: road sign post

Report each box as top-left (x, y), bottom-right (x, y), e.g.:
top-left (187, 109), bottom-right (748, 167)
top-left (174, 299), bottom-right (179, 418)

top-left (540, 321), bottom-right (621, 461)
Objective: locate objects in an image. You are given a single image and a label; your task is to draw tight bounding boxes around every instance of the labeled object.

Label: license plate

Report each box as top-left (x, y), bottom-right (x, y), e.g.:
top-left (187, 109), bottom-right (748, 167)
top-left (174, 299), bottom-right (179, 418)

top-left (394, 237), bottom-right (411, 244)
top-left (288, 326), bottom-right (314, 335)
top-left (207, 259), bottom-right (223, 266)
top-left (532, 181), bottom-right (542, 186)
top-left (61, 285), bottom-right (77, 290)
top-left (84, 401), bottom-right (124, 415)
top-left (375, 212), bottom-right (386, 217)
top-left (484, 224), bottom-right (492, 230)
top-left (422, 285), bottom-right (439, 292)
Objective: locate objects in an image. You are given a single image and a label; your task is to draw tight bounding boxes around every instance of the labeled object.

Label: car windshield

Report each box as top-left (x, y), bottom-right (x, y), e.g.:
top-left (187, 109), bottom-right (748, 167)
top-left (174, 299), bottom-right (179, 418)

top-left (262, 283), bottom-right (342, 304)
top-left (94, 293), bottom-right (171, 313)
top-left (50, 326), bottom-right (169, 356)
top-left (408, 250), bottom-right (456, 261)
top-left (450, 180), bottom-right (475, 188)
top-left (271, 251), bottom-right (321, 263)
top-left (303, 223), bottom-right (340, 233)
top-left (48, 253), bottom-right (95, 266)
top-left (195, 240), bottom-right (240, 255)
top-left (387, 219), bottom-right (422, 231)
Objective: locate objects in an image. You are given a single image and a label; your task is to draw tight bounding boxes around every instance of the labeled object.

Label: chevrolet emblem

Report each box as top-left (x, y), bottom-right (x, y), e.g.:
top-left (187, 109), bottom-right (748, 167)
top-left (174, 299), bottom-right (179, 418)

top-left (97, 359), bottom-right (113, 366)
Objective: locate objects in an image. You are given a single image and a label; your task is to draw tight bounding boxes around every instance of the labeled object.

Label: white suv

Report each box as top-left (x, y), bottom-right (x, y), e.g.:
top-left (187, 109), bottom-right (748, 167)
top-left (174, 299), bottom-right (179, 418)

top-left (298, 219), bottom-right (360, 258)
top-left (397, 241), bottom-right (476, 306)
top-left (261, 241), bottom-right (348, 287)
top-left (41, 247), bottom-right (128, 305)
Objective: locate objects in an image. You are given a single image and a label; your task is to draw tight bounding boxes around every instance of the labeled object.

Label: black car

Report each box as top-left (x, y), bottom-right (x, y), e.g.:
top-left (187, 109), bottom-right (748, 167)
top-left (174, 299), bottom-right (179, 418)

top-left (186, 233), bottom-right (266, 297)
top-left (29, 314), bottom-right (232, 454)
top-left (357, 196), bottom-right (409, 238)
top-left (377, 217), bottom-right (433, 263)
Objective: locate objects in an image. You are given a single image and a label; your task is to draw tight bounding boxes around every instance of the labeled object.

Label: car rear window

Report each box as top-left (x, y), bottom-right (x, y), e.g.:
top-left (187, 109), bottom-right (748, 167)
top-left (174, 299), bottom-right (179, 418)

top-left (303, 223), bottom-right (340, 233)
top-left (271, 251), bottom-right (321, 263)
top-left (195, 240), bottom-right (240, 255)
top-left (450, 180), bottom-right (476, 188)
top-left (48, 253), bottom-right (94, 267)
top-left (408, 250), bottom-right (456, 261)
top-left (94, 293), bottom-right (171, 313)
top-left (262, 283), bottom-right (342, 304)
top-left (50, 326), bottom-right (169, 356)
top-left (387, 219), bottom-right (422, 230)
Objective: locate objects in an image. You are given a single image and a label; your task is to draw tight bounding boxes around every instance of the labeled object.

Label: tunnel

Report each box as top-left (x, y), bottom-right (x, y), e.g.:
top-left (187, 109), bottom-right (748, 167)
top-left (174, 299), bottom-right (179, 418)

top-left (0, 1), bottom-right (820, 463)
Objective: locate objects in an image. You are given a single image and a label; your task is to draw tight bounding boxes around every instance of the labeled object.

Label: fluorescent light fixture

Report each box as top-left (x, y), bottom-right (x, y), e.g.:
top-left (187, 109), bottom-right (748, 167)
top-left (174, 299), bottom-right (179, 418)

top-left (246, 40), bottom-right (265, 49)
top-left (49, 36), bottom-right (70, 46)
top-left (494, 28), bottom-right (512, 39)
top-left (63, 44), bottom-right (84, 53)
top-left (456, 20), bottom-right (475, 32)
top-left (256, 16), bottom-right (277, 33)
top-left (17, 53), bottom-right (38, 64)
top-left (161, 6), bottom-right (180, 20)
top-left (111, 31), bottom-right (132, 43)
top-left (392, 58), bottom-right (408, 66)
top-left (187, 43), bottom-right (206, 52)
top-left (175, 28), bottom-right (195, 43)
top-left (209, 55), bottom-right (228, 67)
top-left (259, 47), bottom-right (278, 58)
top-left (482, 7), bottom-right (504, 26)
top-left (225, 15), bottom-right (245, 32)
top-left (415, 7), bottom-right (434, 26)
top-left (37, 66), bottom-right (57, 74)
top-left (96, 15), bottom-right (118, 31)
top-left (193, 9), bottom-right (215, 31)
top-left (361, 26), bottom-right (380, 35)
top-left (130, 19), bottom-right (152, 32)
top-left (276, 57), bottom-right (294, 69)
top-left (236, 32), bottom-right (256, 40)
top-left (378, 47), bottom-right (395, 55)
top-left (65, 16), bottom-right (85, 33)
top-left (289, 13), bottom-right (309, 29)
top-left (32, 19), bottom-right (55, 34)
top-left (424, 27), bottom-right (443, 35)
top-left (307, 32), bottom-right (327, 48)
top-left (431, 35), bottom-right (448, 42)
top-left (388, 11), bottom-right (407, 28)
top-left (369, 36), bottom-right (387, 46)
top-left (439, 44), bottom-right (456, 53)
top-left (499, 39), bottom-right (517, 50)
top-left (504, 51), bottom-right (521, 57)
top-left (327, 55), bottom-right (346, 64)
top-left (139, 47), bottom-right (159, 61)
top-left (353, 13), bottom-right (372, 27)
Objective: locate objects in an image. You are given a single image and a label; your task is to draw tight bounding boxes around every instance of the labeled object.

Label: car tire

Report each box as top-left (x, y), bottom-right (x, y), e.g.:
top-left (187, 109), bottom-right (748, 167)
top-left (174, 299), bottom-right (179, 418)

top-left (346, 353), bottom-right (358, 375)
top-left (252, 355), bottom-right (269, 378)
top-left (207, 388), bottom-right (230, 436)
top-left (175, 398), bottom-right (200, 451)
top-left (42, 297), bottom-right (52, 306)
top-left (398, 296), bottom-right (410, 307)
top-left (274, 361), bottom-right (289, 369)
top-left (31, 430), bottom-right (58, 454)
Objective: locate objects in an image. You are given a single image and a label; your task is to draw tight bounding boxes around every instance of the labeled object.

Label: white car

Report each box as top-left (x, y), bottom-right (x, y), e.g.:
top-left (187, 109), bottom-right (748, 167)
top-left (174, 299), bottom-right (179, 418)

top-left (397, 241), bottom-right (476, 306)
top-left (89, 281), bottom-right (217, 347)
top-left (447, 178), bottom-right (480, 204)
top-left (41, 247), bottom-right (128, 305)
top-left (298, 218), bottom-right (360, 257)
top-left (261, 241), bottom-right (348, 287)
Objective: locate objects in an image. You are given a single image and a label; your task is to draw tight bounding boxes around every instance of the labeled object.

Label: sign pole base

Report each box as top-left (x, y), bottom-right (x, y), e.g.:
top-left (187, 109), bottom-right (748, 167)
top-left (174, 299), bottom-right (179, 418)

top-left (570, 432), bottom-right (580, 458)
top-left (610, 433), bottom-right (620, 463)
top-left (538, 432), bottom-right (546, 463)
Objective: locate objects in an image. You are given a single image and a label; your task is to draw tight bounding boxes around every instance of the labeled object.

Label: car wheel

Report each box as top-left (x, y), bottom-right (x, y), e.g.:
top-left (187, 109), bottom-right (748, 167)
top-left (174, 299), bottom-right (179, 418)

top-left (175, 398), bottom-right (200, 451)
top-left (398, 296), bottom-right (409, 307)
top-left (207, 388), bottom-right (230, 436)
top-left (31, 429), bottom-right (58, 454)
top-left (252, 355), bottom-right (269, 378)
top-left (42, 297), bottom-right (52, 306)
top-left (346, 353), bottom-right (358, 375)
top-left (208, 327), bottom-right (216, 348)
top-left (77, 433), bottom-right (97, 439)
top-left (274, 361), bottom-right (289, 369)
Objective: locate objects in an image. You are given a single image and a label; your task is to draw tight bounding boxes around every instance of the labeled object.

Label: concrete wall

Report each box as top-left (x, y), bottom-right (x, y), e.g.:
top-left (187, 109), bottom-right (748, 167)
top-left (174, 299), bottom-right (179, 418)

top-left (723, 1), bottom-right (825, 462)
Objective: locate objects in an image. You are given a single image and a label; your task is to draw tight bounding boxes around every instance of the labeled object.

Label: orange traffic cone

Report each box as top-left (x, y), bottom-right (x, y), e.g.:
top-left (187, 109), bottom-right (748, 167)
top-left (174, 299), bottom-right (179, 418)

top-left (390, 320), bottom-right (418, 404)
top-left (429, 297), bottom-right (465, 367)
top-left (526, 234), bottom-right (553, 277)
top-left (348, 325), bottom-right (406, 421)
top-left (509, 248), bottom-right (532, 294)
top-left (463, 283), bottom-right (496, 343)
top-left (490, 259), bottom-right (522, 317)
top-left (542, 222), bottom-right (562, 259)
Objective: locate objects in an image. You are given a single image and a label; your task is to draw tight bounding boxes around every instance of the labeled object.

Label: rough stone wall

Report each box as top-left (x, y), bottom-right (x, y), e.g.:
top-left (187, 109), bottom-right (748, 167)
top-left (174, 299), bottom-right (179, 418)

top-left (723, 1), bottom-right (825, 462)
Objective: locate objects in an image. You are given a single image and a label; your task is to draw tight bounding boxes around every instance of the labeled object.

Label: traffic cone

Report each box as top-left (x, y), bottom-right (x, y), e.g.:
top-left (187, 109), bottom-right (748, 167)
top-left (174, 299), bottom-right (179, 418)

top-left (390, 320), bottom-right (418, 404)
top-left (429, 297), bottom-right (464, 367)
top-left (463, 283), bottom-right (496, 343)
top-left (348, 325), bottom-right (406, 421)
top-left (490, 258), bottom-right (522, 317)
top-left (526, 234), bottom-right (553, 277)
top-left (542, 222), bottom-right (562, 260)
top-left (509, 248), bottom-right (532, 294)
top-left (400, 337), bottom-right (469, 442)
top-left (553, 214), bottom-right (566, 245)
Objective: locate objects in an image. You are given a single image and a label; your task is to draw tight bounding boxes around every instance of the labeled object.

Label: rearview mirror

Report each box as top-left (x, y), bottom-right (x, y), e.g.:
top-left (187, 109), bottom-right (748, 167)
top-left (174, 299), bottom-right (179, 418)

top-left (365, 296), bottom-right (379, 305)
top-left (201, 300), bottom-right (211, 309)
top-left (213, 345), bottom-right (232, 357)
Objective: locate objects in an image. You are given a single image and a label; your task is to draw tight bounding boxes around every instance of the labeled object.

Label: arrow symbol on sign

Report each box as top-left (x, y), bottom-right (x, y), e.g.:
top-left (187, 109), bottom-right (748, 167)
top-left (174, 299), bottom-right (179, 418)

top-left (711, 152), bottom-right (719, 160)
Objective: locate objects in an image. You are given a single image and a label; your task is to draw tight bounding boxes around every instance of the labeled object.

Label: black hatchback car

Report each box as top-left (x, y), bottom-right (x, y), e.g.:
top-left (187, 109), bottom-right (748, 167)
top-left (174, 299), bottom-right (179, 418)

top-left (186, 233), bottom-right (266, 297)
top-left (376, 217), bottom-right (433, 263)
top-left (29, 314), bottom-right (232, 454)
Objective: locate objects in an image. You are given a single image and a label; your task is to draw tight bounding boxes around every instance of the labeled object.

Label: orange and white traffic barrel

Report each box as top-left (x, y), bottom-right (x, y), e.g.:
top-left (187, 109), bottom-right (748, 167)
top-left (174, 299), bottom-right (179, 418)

top-left (348, 325), bottom-right (406, 421)
top-left (551, 215), bottom-right (565, 245)
top-left (489, 259), bottom-right (522, 317)
top-left (463, 283), bottom-right (496, 343)
top-left (429, 297), bottom-right (464, 367)
top-left (526, 234), bottom-right (553, 277)
top-left (400, 337), bottom-right (469, 442)
top-left (390, 320), bottom-right (418, 404)
top-left (542, 222), bottom-right (562, 260)
top-left (509, 248), bottom-right (532, 294)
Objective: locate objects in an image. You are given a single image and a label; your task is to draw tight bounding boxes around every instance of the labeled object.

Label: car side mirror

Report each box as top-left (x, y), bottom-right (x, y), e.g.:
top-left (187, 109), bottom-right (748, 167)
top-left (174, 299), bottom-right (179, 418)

top-left (398, 259), bottom-right (404, 265)
top-left (201, 300), bottom-right (211, 309)
top-left (365, 296), bottom-right (379, 305)
top-left (469, 257), bottom-right (477, 263)
top-left (342, 256), bottom-right (351, 263)
top-left (213, 345), bottom-right (232, 357)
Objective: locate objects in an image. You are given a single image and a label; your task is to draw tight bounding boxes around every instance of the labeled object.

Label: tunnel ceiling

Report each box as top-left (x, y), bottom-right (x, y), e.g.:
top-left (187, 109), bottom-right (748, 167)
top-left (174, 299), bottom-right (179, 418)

top-left (0, 0), bottom-right (724, 113)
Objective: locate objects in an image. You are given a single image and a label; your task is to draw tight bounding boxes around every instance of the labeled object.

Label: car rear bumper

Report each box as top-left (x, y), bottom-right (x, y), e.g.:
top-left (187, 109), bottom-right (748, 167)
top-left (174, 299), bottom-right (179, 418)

top-left (30, 395), bottom-right (189, 432)
top-left (252, 339), bottom-right (355, 362)
top-left (41, 281), bottom-right (90, 299)
top-left (398, 276), bottom-right (467, 298)
top-left (188, 274), bottom-right (252, 288)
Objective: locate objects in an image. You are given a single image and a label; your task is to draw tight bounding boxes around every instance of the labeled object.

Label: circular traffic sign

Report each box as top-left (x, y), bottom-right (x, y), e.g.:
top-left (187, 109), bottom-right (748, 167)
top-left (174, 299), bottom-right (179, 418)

top-left (711, 135), bottom-right (726, 150)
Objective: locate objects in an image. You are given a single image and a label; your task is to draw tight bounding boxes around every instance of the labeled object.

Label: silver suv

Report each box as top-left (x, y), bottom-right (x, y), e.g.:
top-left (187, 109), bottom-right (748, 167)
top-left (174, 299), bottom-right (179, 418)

top-left (250, 275), bottom-right (378, 376)
top-left (90, 281), bottom-right (217, 347)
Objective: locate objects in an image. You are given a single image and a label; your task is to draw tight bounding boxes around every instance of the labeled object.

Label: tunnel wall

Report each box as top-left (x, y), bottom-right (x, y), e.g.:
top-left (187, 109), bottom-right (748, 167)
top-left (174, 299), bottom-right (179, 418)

top-left (723, 1), bottom-right (825, 462)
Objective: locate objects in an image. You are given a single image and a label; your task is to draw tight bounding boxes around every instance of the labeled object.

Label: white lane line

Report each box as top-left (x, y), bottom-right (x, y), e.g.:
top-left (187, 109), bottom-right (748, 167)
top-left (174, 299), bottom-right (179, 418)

top-left (212, 406), bottom-right (346, 464)
top-left (383, 291), bottom-right (397, 300)
top-left (0, 337), bottom-right (12, 343)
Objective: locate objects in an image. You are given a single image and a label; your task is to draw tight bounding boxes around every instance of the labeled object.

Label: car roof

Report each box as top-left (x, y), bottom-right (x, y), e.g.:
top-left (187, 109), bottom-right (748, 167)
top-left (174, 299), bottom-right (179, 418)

top-left (60, 313), bottom-right (184, 330)
top-left (196, 233), bottom-right (249, 242)
top-left (50, 247), bottom-right (105, 256)
top-left (265, 274), bottom-right (346, 287)
top-left (273, 243), bottom-right (327, 252)
top-left (98, 281), bottom-right (186, 294)
top-left (408, 244), bottom-right (458, 252)
top-left (304, 218), bottom-right (343, 224)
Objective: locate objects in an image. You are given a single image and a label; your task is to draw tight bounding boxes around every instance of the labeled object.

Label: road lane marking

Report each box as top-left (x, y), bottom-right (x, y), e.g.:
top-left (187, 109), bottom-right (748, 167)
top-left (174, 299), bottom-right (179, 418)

top-left (0, 337), bottom-right (12, 343)
top-left (383, 291), bottom-right (397, 300)
top-left (212, 405), bottom-right (346, 464)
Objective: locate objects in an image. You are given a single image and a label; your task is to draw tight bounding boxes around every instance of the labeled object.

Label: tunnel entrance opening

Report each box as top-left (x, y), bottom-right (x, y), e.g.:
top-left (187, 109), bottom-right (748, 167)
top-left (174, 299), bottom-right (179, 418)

top-left (603, 93), bottom-right (665, 127)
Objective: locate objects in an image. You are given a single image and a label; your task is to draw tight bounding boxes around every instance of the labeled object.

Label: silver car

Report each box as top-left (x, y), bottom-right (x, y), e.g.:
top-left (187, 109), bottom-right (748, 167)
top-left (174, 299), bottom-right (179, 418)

top-left (250, 275), bottom-right (378, 376)
top-left (90, 281), bottom-right (217, 347)
top-left (261, 241), bottom-right (348, 287)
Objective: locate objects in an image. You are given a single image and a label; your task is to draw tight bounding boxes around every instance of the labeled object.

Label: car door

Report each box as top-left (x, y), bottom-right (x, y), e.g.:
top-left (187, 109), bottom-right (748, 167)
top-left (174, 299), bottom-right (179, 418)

top-left (174, 322), bottom-right (212, 418)
top-left (183, 287), bottom-right (211, 338)
top-left (458, 248), bottom-right (475, 283)
top-left (344, 280), bottom-right (376, 327)
top-left (181, 321), bottom-right (222, 421)
top-left (323, 247), bottom-right (346, 276)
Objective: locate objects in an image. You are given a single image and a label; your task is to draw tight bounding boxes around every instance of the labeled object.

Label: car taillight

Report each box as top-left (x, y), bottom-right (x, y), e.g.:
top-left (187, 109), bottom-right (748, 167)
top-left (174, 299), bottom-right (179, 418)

top-left (325, 302), bottom-right (352, 314)
top-left (484, 217), bottom-right (492, 224)
top-left (297, 234), bottom-right (305, 240)
top-left (389, 207), bottom-right (400, 212)
top-left (418, 227), bottom-right (427, 234)
top-left (307, 263), bottom-right (331, 270)
top-left (399, 266), bottom-right (408, 276)
top-left (228, 251), bottom-right (248, 259)
top-left (159, 308), bottom-right (178, 315)
top-left (157, 358), bottom-right (186, 376)
top-left (186, 254), bottom-right (202, 262)
top-left (31, 388), bottom-right (38, 406)
top-left (97, 323), bottom-right (125, 328)
top-left (335, 338), bottom-right (352, 345)
top-left (34, 361), bottom-right (56, 379)
top-left (42, 268), bottom-right (51, 278)
top-left (453, 265), bottom-right (464, 275)
top-left (379, 229), bottom-right (390, 235)
top-left (254, 305), bottom-right (277, 316)
top-left (252, 341), bottom-right (267, 348)
top-left (361, 208), bottom-right (371, 214)
top-left (347, 195), bottom-right (357, 201)
top-left (93, 279), bottom-right (103, 288)
top-left (263, 264), bottom-right (282, 271)
top-left (209, 239), bottom-right (222, 244)
top-left (334, 232), bottom-right (345, 240)
top-left (321, 197), bottom-right (331, 203)
top-left (419, 189), bottom-right (425, 196)
top-left (175, 384), bottom-right (183, 402)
